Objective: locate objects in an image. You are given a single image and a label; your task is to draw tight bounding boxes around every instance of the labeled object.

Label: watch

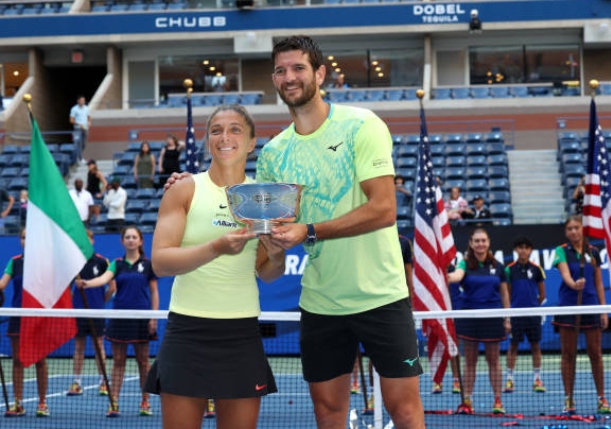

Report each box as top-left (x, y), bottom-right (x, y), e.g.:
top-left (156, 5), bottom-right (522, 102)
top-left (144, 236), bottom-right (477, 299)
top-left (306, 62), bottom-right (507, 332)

top-left (305, 223), bottom-right (317, 246)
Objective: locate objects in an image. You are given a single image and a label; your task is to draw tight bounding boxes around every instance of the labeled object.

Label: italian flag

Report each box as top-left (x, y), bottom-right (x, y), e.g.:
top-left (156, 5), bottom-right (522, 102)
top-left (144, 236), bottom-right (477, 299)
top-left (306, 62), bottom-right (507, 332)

top-left (19, 118), bottom-right (93, 367)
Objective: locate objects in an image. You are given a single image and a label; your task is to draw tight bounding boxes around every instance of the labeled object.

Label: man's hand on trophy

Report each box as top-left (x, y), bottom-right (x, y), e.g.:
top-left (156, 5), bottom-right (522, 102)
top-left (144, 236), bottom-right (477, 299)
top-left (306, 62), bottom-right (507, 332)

top-left (270, 223), bottom-right (308, 250)
top-left (211, 228), bottom-right (257, 256)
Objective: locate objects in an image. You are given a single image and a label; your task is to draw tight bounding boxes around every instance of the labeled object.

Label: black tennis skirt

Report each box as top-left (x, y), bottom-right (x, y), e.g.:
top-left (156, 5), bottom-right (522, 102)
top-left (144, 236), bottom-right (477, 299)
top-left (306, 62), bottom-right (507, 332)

top-left (145, 312), bottom-right (277, 399)
top-left (456, 316), bottom-right (506, 342)
top-left (106, 318), bottom-right (150, 343)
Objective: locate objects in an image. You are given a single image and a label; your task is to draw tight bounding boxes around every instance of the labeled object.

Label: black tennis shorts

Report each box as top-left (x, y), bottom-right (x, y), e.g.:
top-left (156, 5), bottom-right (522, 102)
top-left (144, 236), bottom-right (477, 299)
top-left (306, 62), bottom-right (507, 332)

top-left (145, 312), bottom-right (277, 399)
top-left (299, 298), bottom-right (423, 382)
top-left (456, 316), bottom-right (506, 342)
top-left (509, 315), bottom-right (541, 344)
top-left (76, 318), bottom-right (105, 338)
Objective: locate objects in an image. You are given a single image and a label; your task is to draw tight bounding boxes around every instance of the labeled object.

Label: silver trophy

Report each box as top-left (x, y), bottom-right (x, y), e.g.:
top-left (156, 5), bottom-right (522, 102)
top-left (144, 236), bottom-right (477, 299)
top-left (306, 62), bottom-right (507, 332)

top-left (225, 183), bottom-right (303, 234)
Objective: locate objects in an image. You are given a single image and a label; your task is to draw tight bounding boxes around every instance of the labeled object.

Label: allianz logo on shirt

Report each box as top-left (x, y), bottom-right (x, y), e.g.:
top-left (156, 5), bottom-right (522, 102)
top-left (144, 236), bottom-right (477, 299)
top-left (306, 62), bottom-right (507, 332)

top-left (212, 218), bottom-right (239, 228)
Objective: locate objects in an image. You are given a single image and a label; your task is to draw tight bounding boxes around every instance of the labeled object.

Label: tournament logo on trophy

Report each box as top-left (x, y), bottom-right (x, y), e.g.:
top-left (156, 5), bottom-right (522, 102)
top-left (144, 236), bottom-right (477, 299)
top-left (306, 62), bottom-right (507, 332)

top-left (226, 183), bottom-right (303, 234)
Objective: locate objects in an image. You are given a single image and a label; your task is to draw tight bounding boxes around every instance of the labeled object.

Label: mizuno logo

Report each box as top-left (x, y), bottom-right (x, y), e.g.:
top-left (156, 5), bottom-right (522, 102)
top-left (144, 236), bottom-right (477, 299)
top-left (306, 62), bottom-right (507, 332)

top-left (255, 384), bottom-right (267, 391)
top-left (219, 204), bottom-right (228, 209)
top-left (403, 357), bottom-right (419, 366)
top-left (327, 142), bottom-right (344, 151)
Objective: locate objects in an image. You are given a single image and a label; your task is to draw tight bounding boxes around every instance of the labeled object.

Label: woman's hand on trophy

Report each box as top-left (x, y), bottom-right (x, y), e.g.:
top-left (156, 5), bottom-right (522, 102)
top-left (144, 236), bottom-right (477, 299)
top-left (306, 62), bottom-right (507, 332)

top-left (270, 223), bottom-right (307, 250)
top-left (211, 228), bottom-right (257, 256)
top-left (258, 234), bottom-right (285, 265)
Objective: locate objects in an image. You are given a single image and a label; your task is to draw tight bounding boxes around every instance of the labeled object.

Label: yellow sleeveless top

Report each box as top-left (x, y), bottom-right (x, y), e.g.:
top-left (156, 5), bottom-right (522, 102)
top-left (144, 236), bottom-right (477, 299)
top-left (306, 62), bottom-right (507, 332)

top-left (169, 172), bottom-right (260, 318)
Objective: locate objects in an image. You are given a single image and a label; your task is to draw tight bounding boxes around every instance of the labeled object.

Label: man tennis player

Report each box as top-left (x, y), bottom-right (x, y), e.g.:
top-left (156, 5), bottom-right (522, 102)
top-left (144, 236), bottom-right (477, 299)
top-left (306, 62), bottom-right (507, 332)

top-left (257, 35), bottom-right (425, 429)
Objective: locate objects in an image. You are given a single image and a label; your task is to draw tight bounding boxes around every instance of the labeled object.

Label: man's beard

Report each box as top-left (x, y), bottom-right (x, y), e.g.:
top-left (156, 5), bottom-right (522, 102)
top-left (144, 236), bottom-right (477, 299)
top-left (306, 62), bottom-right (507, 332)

top-left (278, 80), bottom-right (318, 108)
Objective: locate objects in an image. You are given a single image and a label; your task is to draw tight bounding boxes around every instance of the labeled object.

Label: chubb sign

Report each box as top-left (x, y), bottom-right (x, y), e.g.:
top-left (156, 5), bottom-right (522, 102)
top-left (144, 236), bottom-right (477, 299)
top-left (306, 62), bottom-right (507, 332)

top-left (413, 3), bottom-right (466, 23)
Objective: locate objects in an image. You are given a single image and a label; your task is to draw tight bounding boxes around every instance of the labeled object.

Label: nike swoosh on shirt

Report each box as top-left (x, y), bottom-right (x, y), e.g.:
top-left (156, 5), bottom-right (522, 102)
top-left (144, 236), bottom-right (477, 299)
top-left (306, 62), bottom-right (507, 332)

top-left (255, 384), bottom-right (267, 391)
top-left (219, 204), bottom-right (228, 209)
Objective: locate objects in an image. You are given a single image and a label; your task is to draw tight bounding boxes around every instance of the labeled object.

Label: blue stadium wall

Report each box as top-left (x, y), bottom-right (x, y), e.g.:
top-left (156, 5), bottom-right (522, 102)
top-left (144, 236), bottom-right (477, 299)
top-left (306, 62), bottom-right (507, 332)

top-left (0, 224), bottom-right (610, 357)
top-left (0, 0), bottom-right (610, 39)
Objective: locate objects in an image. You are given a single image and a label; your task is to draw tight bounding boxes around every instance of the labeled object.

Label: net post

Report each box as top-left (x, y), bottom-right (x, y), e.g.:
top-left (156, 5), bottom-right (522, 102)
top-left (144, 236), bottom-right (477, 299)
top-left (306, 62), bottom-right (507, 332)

top-left (0, 356), bottom-right (8, 412)
top-left (357, 349), bottom-right (369, 413)
top-left (372, 367), bottom-right (383, 428)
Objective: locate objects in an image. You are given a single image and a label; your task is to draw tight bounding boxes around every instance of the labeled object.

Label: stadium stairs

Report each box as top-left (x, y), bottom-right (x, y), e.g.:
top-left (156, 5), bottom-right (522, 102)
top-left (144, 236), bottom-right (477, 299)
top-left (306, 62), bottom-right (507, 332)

top-left (508, 149), bottom-right (565, 224)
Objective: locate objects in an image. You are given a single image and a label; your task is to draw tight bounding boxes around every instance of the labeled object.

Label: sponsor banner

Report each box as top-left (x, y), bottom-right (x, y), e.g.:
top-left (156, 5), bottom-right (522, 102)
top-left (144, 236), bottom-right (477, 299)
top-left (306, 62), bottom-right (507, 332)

top-left (0, 1), bottom-right (609, 39)
top-left (0, 225), bottom-right (609, 355)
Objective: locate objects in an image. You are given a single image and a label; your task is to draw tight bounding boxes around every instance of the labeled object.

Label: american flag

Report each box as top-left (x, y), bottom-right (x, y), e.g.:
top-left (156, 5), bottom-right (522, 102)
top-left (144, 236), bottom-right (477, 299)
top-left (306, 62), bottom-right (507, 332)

top-left (412, 105), bottom-right (458, 385)
top-left (184, 94), bottom-right (199, 174)
top-left (583, 98), bottom-right (611, 251)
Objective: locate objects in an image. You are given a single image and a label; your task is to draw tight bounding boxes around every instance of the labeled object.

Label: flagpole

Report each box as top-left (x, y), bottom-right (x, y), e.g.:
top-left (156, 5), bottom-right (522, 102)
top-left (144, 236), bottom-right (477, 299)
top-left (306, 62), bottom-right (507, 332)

top-left (77, 283), bottom-right (115, 411)
top-left (0, 279), bottom-right (7, 412)
top-left (184, 78), bottom-right (193, 99)
top-left (21, 95), bottom-right (111, 407)
top-left (569, 78), bottom-right (601, 409)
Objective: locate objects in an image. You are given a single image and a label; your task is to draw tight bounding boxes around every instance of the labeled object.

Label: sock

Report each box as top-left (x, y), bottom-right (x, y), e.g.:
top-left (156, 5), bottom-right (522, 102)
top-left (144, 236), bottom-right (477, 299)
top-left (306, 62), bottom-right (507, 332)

top-left (533, 368), bottom-right (541, 381)
top-left (73, 376), bottom-right (81, 385)
top-left (506, 369), bottom-right (513, 380)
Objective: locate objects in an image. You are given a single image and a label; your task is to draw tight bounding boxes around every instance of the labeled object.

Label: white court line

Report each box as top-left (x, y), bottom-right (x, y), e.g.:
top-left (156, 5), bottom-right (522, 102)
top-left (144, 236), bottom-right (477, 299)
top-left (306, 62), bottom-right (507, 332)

top-left (0, 375), bottom-right (139, 409)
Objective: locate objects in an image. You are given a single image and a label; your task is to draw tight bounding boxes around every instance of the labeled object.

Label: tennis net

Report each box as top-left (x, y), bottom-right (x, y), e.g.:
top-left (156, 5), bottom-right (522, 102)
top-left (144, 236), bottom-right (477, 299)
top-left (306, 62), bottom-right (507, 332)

top-left (0, 305), bottom-right (610, 429)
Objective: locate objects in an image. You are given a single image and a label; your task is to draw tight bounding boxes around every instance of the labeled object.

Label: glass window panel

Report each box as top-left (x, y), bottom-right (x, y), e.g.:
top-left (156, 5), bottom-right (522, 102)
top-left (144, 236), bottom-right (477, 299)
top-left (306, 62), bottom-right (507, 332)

top-left (469, 46), bottom-right (524, 85)
top-left (159, 55), bottom-right (239, 96)
top-left (324, 49), bottom-right (423, 89)
top-left (525, 45), bottom-right (580, 83)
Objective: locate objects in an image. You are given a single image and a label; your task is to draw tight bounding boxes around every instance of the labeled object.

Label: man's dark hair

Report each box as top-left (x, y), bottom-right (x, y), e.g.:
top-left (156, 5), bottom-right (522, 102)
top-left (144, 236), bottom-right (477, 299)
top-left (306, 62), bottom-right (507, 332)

top-left (513, 235), bottom-right (533, 249)
top-left (272, 35), bottom-right (324, 71)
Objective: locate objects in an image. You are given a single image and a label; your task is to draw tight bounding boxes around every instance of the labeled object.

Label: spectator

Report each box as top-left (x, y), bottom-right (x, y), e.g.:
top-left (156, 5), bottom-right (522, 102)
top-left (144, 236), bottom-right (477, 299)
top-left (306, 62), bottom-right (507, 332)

top-left (133, 141), bottom-right (156, 189)
top-left (86, 160), bottom-right (107, 221)
top-left (395, 175), bottom-right (412, 207)
top-left (445, 186), bottom-right (468, 221)
top-left (103, 177), bottom-right (127, 233)
top-left (462, 194), bottom-right (492, 222)
top-left (572, 175), bottom-right (585, 215)
top-left (158, 135), bottom-right (185, 187)
top-left (69, 178), bottom-right (94, 226)
top-left (69, 95), bottom-right (92, 164)
top-left (18, 189), bottom-right (27, 227)
top-left (0, 186), bottom-right (15, 235)
top-left (329, 73), bottom-right (349, 89)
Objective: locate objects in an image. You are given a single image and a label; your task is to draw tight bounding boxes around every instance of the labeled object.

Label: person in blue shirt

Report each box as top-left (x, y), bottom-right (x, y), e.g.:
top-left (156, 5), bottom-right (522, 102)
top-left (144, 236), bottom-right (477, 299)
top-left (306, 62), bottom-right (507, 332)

top-left (552, 215), bottom-right (609, 415)
top-left (447, 227), bottom-right (510, 415)
top-left (0, 229), bottom-right (50, 417)
top-left (77, 226), bottom-right (159, 417)
top-left (430, 263), bottom-right (462, 395)
top-left (67, 229), bottom-right (115, 397)
top-left (503, 236), bottom-right (546, 394)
